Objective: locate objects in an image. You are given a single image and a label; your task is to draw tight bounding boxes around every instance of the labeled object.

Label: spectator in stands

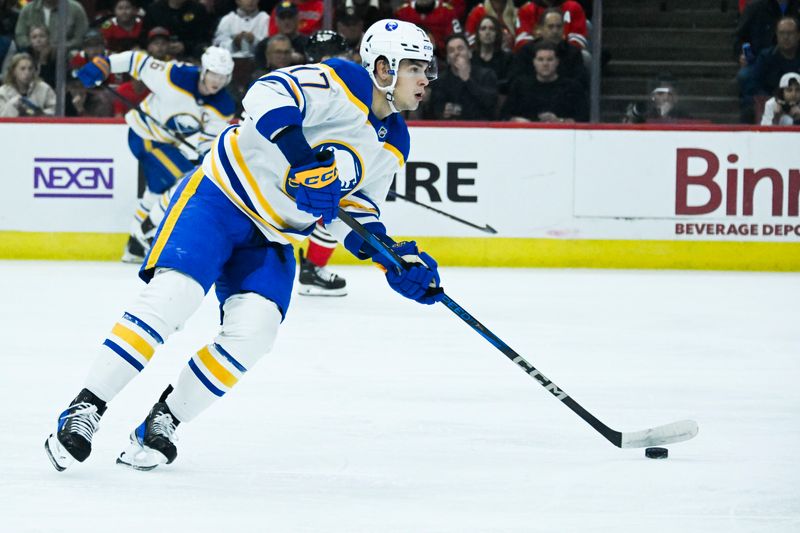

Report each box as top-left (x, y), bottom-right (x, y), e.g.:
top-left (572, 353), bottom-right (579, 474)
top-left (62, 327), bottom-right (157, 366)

top-left (146, 27), bottom-right (173, 61)
top-left (502, 40), bottom-right (587, 122)
top-left (510, 8), bottom-right (588, 90)
top-left (268, 0), bottom-right (323, 37)
top-left (646, 78), bottom-right (691, 122)
top-left (260, 1), bottom-right (308, 61)
top-left (394, 0), bottom-right (458, 53)
top-left (0, 52), bottom-right (55, 116)
top-left (514, 0), bottom-right (587, 52)
top-left (213, 0), bottom-right (269, 58)
top-left (431, 33), bottom-right (498, 120)
top-left (251, 33), bottom-right (294, 80)
top-left (336, 6), bottom-right (366, 60)
top-left (15, 0), bottom-right (89, 51)
top-left (66, 29), bottom-right (114, 116)
top-left (22, 25), bottom-right (56, 88)
top-left (0, 0), bottom-right (20, 74)
top-left (143, 0), bottom-right (213, 60)
top-left (336, 0), bottom-right (386, 30)
top-left (464, 0), bottom-right (516, 50)
top-left (734, 0), bottom-right (800, 59)
top-left (471, 15), bottom-right (511, 94)
top-left (761, 71), bottom-right (800, 123)
top-left (99, 0), bottom-right (143, 53)
top-left (752, 16), bottom-right (800, 96)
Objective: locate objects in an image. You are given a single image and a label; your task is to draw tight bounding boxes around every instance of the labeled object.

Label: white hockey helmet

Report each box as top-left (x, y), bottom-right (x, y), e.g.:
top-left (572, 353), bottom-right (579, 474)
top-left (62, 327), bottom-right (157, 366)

top-left (360, 19), bottom-right (436, 105)
top-left (201, 46), bottom-right (234, 86)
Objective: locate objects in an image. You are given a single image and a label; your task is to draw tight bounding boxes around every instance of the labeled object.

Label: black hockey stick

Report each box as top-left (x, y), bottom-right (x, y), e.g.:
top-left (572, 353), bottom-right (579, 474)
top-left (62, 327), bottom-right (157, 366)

top-left (102, 85), bottom-right (201, 154)
top-left (337, 208), bottom-right (699, 448)
top-left (387, 190), bottom-right (497, 234)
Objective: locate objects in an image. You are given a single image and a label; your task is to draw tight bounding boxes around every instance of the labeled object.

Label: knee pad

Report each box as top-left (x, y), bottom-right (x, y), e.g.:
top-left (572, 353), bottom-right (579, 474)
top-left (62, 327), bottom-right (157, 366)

top-left (214, 293), bottom-right (281, 369)
top-left (127, 268), bottom-right (205, 341)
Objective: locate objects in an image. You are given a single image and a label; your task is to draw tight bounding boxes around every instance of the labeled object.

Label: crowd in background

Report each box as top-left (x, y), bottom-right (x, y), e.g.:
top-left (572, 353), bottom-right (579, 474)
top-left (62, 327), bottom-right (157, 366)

top-left (0, 0), bottom-right (595, 122)
top-left (0, 0), bottom-right (798, 125)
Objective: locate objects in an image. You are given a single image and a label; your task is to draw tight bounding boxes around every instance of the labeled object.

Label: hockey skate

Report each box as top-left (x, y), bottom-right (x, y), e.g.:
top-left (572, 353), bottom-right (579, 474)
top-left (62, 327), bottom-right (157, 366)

top-left (44, 389), bottom-right (107, 471)
top-left (297, 248), bottom-right (347, 297)
top-left (117, 402), bottom-right (179, 471)
top-left (121, 234), bottom-right (148, 264)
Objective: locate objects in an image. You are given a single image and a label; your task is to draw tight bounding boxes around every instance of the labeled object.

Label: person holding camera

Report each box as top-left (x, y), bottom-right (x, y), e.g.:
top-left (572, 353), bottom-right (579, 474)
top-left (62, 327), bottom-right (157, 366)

top-left (761, 71), bottom-right (800, 124)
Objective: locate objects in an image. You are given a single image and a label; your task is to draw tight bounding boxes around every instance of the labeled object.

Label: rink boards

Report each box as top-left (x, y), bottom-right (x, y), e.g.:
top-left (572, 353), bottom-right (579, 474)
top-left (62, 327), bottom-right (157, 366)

top-left (1, 119), bottom-right (798, 270)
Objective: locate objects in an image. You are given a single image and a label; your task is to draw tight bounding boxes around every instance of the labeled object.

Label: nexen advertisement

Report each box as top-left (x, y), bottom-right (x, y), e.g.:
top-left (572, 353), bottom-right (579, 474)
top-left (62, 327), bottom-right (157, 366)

top-left (1, 123), bottom-right (137, 232)
top-left (0, 122), bottom-right (797, 242)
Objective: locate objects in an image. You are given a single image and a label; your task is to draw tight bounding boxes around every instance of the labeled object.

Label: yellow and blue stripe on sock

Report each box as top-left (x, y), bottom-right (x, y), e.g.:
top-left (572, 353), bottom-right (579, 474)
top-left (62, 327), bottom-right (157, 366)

top-left (102, 312), bottom-right (164, 372)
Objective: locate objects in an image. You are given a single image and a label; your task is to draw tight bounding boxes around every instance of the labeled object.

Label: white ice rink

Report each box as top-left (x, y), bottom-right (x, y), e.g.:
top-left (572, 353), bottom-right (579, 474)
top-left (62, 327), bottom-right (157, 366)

top-left (1, 260), bottom-right (798, 533)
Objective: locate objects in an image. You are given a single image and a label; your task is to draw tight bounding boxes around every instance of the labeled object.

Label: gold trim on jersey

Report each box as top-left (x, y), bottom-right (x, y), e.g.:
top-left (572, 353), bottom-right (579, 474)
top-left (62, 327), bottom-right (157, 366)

top-left (383, 143), bottom-right (405, 167)
top-left (208, 141), bottom-right (300, 245)
top-left (339, 198), bottom-right (378, 215)
top-left (165, 63), bottom-right (196, 100)
top-left (319, 64), bottom-right (369, 120)
top-left (144, 139), bottom-right (183, 177)
top-left (145, 167), bottom-right (204, 270)
top-left (226, 128), bottom-right (290, 228)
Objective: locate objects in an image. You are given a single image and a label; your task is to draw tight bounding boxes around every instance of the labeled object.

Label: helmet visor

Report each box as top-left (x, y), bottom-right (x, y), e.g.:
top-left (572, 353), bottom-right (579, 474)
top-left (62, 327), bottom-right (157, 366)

top-left (396, 57), bottom-right (438, 82)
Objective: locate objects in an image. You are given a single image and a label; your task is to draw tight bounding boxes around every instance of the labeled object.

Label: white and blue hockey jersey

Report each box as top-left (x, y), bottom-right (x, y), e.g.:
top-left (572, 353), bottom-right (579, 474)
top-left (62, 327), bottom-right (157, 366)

top-left (108, 51), bottom-right (235, 156)
top-left (200, 58), bottom-right (409, 249)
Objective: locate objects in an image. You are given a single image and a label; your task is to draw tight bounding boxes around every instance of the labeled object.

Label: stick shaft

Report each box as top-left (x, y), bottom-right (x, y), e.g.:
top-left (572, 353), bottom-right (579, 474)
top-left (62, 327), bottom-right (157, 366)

top-left (337, 208), bottom-right (622, 446)
top-left (387, 190), bottom-right (497, 234)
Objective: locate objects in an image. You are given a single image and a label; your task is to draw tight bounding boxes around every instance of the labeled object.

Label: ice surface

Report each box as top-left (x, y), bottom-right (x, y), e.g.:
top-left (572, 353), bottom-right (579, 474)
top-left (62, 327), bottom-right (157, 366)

top-left (1, 261), bottom-right (798, 532)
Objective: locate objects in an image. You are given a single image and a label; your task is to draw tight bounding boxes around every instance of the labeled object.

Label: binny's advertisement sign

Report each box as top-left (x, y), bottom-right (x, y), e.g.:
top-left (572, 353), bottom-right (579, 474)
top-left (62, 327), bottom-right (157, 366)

top-left (571, 129), bottom-right (800, 241)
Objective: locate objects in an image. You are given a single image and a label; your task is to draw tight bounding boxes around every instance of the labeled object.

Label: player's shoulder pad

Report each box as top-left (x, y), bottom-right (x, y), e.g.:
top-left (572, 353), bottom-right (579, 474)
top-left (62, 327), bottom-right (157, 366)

top-left (203, 88), bottom-right (236, 117)
top-left (322, 57), bottom-right (373, 111)
top-left (168, 63), bottom-right (201, 95)
top-left (382, 113), bottom-right (410, 164)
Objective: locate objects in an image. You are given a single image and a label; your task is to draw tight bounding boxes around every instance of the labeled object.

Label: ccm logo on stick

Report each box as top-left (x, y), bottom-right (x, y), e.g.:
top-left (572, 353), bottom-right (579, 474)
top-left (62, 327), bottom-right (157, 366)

top-left (33, 157), bottom-right (115, 199)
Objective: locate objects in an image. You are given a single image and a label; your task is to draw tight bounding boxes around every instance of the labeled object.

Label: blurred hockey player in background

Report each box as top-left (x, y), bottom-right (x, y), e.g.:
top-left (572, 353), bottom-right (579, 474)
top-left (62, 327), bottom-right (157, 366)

top-left (73, 45), bottom-right (236, 263)
top-left (45, 19), bottom-right (443, 472)
top-left (297, 29), bottom-right (352, 296)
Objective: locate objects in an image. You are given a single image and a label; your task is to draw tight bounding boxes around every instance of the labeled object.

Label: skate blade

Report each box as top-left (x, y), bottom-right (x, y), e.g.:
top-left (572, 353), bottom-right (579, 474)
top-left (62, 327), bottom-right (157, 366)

top-left (297, 285), bottom-right (347, 297)
top-left (116, 442), bottom-right (167, 471)
top-left (120, 252), bottom-right (145, 264)
top-left (44, 434), bottom-right (74, 472)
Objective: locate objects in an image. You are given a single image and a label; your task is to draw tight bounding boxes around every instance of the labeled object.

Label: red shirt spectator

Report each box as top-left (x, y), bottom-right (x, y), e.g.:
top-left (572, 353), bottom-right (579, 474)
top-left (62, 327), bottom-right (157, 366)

top-left (268, 0), bottom-right (323, 37)
top-left (394, 0), bottom-right (458, 52)
top-left (100, 0), bottom-right (144, 53)
top-left (514, 0), bottom-right (587, 51)
top-left (112, 79), bottom-right (150, 116)
top-left (465, 0), bottom-right (516, 47)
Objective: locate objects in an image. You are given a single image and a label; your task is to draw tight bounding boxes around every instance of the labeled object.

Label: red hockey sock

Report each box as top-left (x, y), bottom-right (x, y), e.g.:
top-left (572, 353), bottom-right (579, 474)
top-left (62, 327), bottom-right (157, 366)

top-left (307, 240), bottom-right (335, 267)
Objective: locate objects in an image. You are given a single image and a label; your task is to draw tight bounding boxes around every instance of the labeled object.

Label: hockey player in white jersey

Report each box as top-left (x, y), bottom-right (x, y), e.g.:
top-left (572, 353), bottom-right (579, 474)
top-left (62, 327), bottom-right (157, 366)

top-left (74, 45), bottom-right (236, 262)
top-left (45, 19), bottom-right (443, 472)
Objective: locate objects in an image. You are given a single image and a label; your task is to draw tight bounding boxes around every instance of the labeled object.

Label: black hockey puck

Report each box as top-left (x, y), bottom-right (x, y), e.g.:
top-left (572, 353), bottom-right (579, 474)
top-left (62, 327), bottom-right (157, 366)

top-left (645, 447), bottom-right (668, 459)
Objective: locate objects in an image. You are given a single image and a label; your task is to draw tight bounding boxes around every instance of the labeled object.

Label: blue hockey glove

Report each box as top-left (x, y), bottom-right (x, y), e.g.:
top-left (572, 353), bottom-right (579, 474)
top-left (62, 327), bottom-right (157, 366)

top-left (76, 56), bottom-right (111, 88)
top-left (373, 241), bottom-right (444, 305)
top-left (292, 149), bottom-right (341, 224)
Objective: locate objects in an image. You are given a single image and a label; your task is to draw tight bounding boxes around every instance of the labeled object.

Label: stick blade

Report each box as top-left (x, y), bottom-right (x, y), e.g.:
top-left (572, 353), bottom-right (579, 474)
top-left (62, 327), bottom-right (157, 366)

top-left (619, 419), bottom-right (699, 448)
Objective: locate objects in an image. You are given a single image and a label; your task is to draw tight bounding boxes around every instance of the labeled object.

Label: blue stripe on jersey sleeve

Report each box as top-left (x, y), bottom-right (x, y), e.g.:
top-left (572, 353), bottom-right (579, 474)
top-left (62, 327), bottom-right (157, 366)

top-left (256, 106), bottom-right (304, 141)
top-left (322, 58), bottom-right (373, 110)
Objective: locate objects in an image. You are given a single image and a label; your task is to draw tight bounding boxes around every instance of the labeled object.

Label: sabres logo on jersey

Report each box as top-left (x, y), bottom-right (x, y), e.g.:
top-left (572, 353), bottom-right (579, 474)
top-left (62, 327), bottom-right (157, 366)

top-left (283, 141), bottom-right (364, 200)
top-left (164, 113), bottom-right (203, 136)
